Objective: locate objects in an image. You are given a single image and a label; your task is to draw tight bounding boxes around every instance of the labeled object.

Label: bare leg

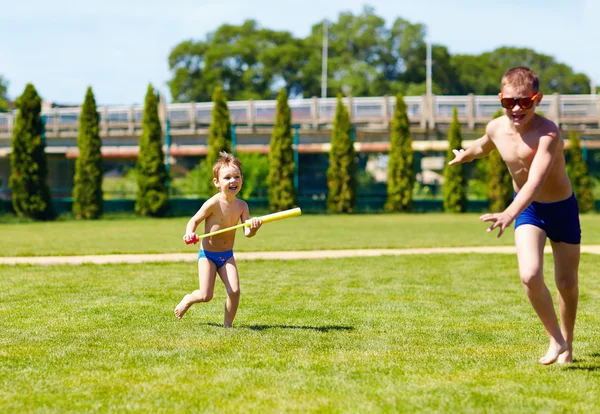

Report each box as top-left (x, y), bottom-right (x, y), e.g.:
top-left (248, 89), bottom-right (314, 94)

top-left (514, 225), bottom-right (567, 365)
top-left (217, 257), bottom-right (240, 328)
top-left (175, 259), bottom-right (217, 319)
top-left (551, 240), bottom-right (580, 364)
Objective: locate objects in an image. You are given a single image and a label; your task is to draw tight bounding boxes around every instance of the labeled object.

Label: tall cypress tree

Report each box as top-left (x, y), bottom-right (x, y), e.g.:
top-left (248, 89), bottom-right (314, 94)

top-left (327, 94), bottom-right (356, 213)
top-left (443, 107), bottom-right (468, 213)
top-left (568, 130), bottom-right (594, 212)
top-left (385, 93), bottom-right (414, 212)
top-left (488, 110), bottom-right (513, 211)
top-left (9, 83), bottom-right (55, 220)
top-left (199, 86), bottom-right (232, 196)
top-left (135, 84), bottom-right (168, 217)
top-left (0, 75), bottom-right (9, 112)
top-left (268, 88), bottom-right (296, 211)
top-left (73, 87), bottom-right (103, 219)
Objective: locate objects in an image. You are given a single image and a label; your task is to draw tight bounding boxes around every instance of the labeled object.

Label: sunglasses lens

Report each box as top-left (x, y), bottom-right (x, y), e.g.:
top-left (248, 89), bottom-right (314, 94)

top-left (519, 98), bottom-right (534, 109)
top-left (500, 98), bottom-right (515, 109)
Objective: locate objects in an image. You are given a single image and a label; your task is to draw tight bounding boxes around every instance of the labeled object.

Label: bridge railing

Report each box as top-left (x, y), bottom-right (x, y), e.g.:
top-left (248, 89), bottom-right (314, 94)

top-left (0, 94), bottom-right (598, 138)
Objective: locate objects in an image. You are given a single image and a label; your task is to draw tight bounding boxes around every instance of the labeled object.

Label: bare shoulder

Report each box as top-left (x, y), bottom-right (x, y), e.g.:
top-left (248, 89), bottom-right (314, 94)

top-left (201, 194), bottom-right (221, 211)
top-left (234, 198), bottom-right (250, 221)
top-left (485, 116), bottom-right (505, 138)
top-left (536, 115), bottom-right (560, 138)
top-left (236, 198), bottom-right (249, 212)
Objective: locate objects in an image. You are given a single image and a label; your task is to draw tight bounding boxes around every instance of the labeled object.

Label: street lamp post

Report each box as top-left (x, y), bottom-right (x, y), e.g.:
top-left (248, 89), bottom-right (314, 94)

top-left (321, 20), bottom-right (328, 99)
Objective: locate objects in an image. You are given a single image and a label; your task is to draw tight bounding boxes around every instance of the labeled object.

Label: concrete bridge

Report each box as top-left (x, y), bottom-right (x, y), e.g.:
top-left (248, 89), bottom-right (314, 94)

top-left (1, 94), bottom-right (599, 159)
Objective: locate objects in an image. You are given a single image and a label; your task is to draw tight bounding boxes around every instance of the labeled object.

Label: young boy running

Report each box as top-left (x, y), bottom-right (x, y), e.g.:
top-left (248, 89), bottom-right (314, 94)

top-left (449, 67), bottom-right (580, 365)
top-left (175, 151), bottom-right (262, 327)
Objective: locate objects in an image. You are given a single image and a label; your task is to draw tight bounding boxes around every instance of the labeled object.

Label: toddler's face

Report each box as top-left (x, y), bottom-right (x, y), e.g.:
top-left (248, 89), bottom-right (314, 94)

top-left (214, 165), bottom-right (243, 195)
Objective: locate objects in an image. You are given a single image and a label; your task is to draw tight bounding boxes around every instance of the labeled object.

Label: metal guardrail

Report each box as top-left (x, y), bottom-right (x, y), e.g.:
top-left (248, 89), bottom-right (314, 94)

top-left (0, 94), bottom-right (599, 138)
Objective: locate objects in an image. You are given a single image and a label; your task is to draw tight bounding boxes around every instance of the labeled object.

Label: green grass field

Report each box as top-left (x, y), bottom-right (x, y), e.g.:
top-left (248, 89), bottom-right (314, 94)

top-left (2, 255), bottom-right (600, 412)
top-left (3, 213), bottom-right (600, 257)
top-left (2, 213), bottom-right (600, 411)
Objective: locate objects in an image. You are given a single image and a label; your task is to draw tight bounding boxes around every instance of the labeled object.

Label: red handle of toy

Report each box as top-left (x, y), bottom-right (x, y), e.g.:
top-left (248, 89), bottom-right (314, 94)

top-left (185, 234), bottom-right (199, 245)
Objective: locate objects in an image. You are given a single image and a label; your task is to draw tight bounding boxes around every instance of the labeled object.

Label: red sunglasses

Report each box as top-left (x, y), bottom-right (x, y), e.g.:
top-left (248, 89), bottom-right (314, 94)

top-left (499, 93), bottom-right (540, 110)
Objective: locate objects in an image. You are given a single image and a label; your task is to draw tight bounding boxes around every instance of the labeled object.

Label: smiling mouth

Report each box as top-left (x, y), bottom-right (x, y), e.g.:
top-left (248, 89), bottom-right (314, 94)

top-left (228, 185), bottom-right (238, 190)
top-left (512, 113), bottom-right (526, 122)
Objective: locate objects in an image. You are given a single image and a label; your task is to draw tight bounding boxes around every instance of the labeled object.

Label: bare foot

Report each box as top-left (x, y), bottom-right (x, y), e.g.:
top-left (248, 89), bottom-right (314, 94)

top-left (557, 346), bottom-right (573, 364)
top-left (539, 340), bottom-right (569, 365)
top-left (174, 295), bottom-right (193, 319)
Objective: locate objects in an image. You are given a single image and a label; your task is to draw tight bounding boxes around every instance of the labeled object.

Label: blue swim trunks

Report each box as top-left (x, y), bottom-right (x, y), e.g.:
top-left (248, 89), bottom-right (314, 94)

top-left (198, 249), bottom-right (234, 268)
top-left (514, 192), bottom-right (581, 244)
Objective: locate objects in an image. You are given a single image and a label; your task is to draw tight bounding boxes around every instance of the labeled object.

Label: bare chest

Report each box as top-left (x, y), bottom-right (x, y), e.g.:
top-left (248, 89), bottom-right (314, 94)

top-left (207, 205), bottom-right (243, 230)
top-left (494, 135), bottom-right (536, 173)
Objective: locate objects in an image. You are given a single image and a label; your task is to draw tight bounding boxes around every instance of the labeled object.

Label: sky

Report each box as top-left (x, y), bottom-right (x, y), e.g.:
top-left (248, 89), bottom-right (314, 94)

top-left (1, 0), bottom-right (598, 106)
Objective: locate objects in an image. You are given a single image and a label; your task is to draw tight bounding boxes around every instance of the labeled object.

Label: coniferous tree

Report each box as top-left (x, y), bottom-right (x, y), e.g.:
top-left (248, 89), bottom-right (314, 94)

top-left (268, 88), bottom-right (296, 211)
top-left (198, 86), bottom-right (232, 196)
top-left (385, 93), bottom-right (414, 212)
top-left (443, 107), bottom-right (468, 213)
top-left (568, 130), bottom-right (594, 212)
top-left (73, 87), bottom-right (103, 219)
top-left (0, 75), bottom-right (9, 112)
top-left (9, 83), bottom-right (55, 220)
top-left (327, 94), bottom-right (356, 213)
top-left (135, 84), bottom-right (168, 216)
top-left (488, 109), bottom-right (513, 211)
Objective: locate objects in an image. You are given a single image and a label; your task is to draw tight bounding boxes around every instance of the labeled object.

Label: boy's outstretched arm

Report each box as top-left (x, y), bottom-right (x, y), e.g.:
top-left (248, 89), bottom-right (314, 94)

top-left (481, 130), bottom-right (560, 238)
top-left (448, 132), bottom-right (495, 166)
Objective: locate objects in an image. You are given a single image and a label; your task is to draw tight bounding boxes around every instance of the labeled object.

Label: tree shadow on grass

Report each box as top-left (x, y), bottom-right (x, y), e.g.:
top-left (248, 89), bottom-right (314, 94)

top-left (206, 322), bottom-right (354, 332)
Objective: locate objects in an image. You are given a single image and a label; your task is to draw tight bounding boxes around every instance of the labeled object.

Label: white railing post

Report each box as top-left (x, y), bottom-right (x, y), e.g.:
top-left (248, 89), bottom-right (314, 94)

top-left (101, 107), bottom-right (108, 137)
top-left (347, 96), bottom-right (353, 123)
top-left (52, 108), bottom-right (59, 135)
top-left (128, 106), bottom-right (135, 135)
top-left (158, 95), bottom-right (166, 133)
top-left (7, 112), bottom-right (14, 134)
top-left (427, 95), bottom-right (436, 129)
top-left (419, 95), bottom-right (427, 129)
top-left (383, 96), bottom-right (389, 128)
top-left (551, 93), bottom-right (560, 127)
top-left (467, 93), bottom-right (475, 129)
top-left (248, 99), bottom-right (254, 128)
top-left (189, 102), bottom-right (196, 133)
top-left (311, 96), bottom-right (319, 128)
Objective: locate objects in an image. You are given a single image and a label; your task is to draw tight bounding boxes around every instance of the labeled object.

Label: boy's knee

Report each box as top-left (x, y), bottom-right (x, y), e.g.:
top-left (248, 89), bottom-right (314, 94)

top-left (519, 270), bottom-right (543, 289)
top-left (194, 291), bottom-right (213, 302)
top-left (228, 288), bottom-right (240, 299)
top-left (556, 274), bottom-right (578, 292)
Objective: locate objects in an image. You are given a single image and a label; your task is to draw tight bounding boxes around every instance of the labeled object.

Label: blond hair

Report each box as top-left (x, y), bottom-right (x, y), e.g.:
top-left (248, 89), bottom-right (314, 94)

top-left (501, 67), bottom-right (540, 94)
top-left (212, 151), bottom-right (242, 179)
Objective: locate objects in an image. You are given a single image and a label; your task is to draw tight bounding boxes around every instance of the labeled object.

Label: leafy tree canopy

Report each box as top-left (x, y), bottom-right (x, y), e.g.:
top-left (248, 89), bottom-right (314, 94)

top-left (167, 7), bottom-right (591, 102)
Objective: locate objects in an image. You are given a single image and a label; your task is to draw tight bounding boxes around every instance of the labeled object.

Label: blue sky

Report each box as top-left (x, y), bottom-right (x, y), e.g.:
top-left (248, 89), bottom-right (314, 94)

top-left (1, 0), bottom-right (598, 105)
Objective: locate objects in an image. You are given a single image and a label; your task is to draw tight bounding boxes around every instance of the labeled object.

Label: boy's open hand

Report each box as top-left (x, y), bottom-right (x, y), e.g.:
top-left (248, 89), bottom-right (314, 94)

top-left (448, 149), bottom-right (467, 165)
top-left (479, 212), bottom-right (514, 238)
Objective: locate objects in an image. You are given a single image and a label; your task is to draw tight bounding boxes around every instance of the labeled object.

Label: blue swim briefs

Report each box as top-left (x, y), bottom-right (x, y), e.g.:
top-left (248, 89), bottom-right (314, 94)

top-left (198, 249), bottom-right (234, 268)
top-left (514, 192), bottom-right (581, 244)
